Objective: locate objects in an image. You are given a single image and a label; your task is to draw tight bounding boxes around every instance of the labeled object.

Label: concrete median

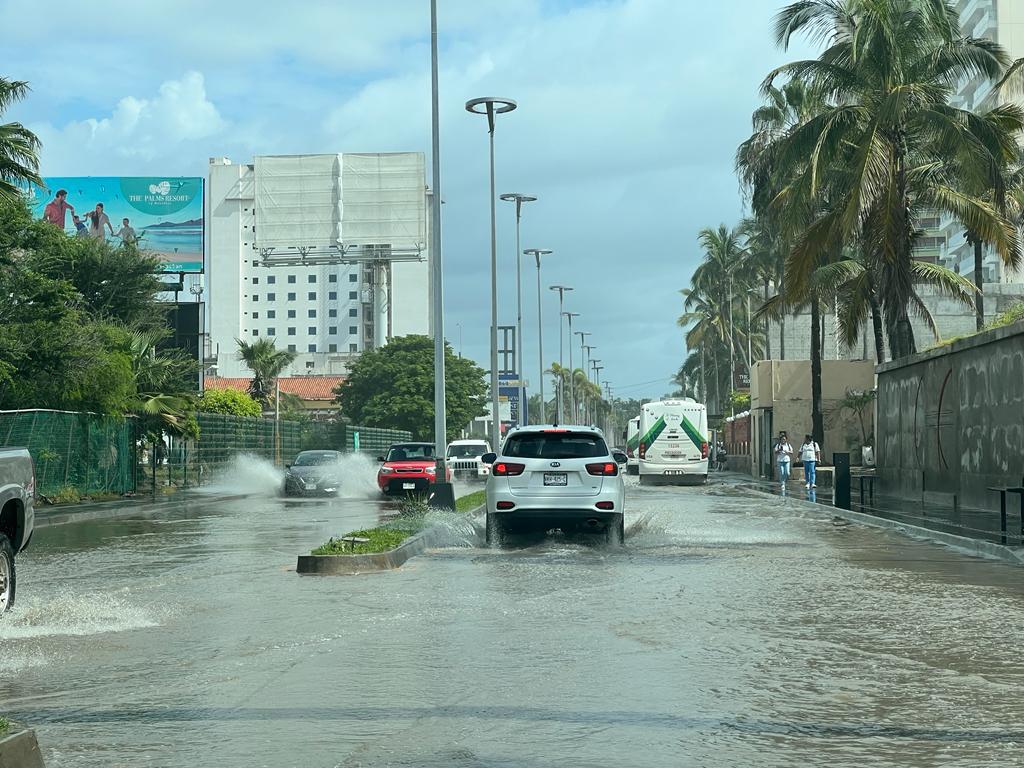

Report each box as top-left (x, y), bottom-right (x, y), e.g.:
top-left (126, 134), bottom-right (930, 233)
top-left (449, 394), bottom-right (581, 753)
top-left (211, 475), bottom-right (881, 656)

top-left (0, 723), bottom-right (45, 768)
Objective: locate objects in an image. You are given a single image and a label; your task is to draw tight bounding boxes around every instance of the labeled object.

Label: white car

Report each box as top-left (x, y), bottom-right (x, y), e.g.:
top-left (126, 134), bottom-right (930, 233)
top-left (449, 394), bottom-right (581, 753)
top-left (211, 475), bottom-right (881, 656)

top-left (483, 425), bottom-right (626, 546)
top-left (446, 439), bottom-right (492, 482)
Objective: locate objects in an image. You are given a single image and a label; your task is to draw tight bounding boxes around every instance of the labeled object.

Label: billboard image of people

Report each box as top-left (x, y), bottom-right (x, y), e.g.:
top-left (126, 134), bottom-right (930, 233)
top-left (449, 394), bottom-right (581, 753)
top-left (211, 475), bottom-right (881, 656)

top-left (27, 176), bottom-right (204, 273)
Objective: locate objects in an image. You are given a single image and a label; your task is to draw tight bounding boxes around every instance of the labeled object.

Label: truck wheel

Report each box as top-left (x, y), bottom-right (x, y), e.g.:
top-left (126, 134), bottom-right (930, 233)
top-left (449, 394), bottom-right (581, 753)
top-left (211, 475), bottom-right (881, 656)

top-left (0, 534), bottom-right (15, 613)
top-left (606, 516), bottom-right (625, 547)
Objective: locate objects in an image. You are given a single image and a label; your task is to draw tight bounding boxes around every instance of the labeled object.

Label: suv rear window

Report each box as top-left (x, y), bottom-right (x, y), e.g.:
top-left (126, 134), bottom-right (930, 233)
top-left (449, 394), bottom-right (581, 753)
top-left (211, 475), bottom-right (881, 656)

top-left (503, 432), bottom-right (608, 459)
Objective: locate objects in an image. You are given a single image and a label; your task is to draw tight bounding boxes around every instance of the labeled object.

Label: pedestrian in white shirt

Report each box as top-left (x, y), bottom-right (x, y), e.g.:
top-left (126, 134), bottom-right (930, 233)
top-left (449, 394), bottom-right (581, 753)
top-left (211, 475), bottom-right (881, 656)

top-left (800, 434), bottom-right (821, 489)
top-left (774, 431), bottom-right (793, 486)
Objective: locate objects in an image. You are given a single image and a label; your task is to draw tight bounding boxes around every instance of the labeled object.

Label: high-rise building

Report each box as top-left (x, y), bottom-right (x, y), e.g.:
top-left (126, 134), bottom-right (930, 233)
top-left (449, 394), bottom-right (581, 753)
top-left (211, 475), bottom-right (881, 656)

top-left (942, 0), bottom-right (1024, 282)
top-left (206, 154), bottom-right (431, 378)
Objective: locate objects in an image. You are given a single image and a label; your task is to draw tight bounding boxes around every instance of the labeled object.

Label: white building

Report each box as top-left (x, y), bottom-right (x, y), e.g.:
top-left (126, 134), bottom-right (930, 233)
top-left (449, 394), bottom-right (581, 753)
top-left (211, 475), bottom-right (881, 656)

top-left (207, 154), bottom-right (431, 378)
top-left (941, 0), bottom-right (1024, 283)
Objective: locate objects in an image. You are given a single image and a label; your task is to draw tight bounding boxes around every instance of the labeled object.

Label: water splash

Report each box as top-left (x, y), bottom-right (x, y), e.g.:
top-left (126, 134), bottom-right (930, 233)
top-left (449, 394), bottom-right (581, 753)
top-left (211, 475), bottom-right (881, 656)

top-left (0, 590), bottom-right (159, 641)
top-left (195, 454), bottom-right (284, 497)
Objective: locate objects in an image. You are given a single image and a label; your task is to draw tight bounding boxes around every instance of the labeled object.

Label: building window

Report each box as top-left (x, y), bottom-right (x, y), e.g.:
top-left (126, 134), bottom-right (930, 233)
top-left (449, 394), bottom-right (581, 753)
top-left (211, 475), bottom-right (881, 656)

top-left (252, 311), bottom-right (259, 319)
top-left (349, 291), bottom-right (358, 300)
top-left (267, 327), bottom-right (276, 336)
top-left (306, 360), bottom-right (315, 369)
top-left (308, 326), bottom-right (316, 335)
top-left (288, 309), bottom-right (296, 318)
top-left (308, 344), bottom-right (317, 353)
top-left (918, 216), bottom-right (941, 229)
top-left (349, 343), bottom-right (358, 352)
top-left (349, 326), bottom-right (357, 335)
top-left (287, 292), bottom-right (296, 301)
top-left (252, 295), bottom-right (258, 302)
top-left (349, 308), bottom-right (358, 317)
top-left (308, 274), bottom-right (316, 283)
top-left (308, 309), bottom-right (316, 318)
top-left (252, 329), bottom-right (258, 337)
top-left (267, 292), bottom-right (276, 301)
top-left (328, 291), bottom-right (337, 300)
top-left (329, 274), bottom-right (338, 283)
top-left (328, 326), bottom-right (337, 335)
top-left (252, 277), bottom-right (259, 285)
top-left (329, 309), bottom-right (337, 318)
top-left (267, 310), bottom-right (276, 319)
top-left (329, 343), bottom-right (338, 353)
top-left (308, 292), bottom-right (316, 301)
top-left (288, 327), bottom-right (296, 336)
top-left (267, 276), bottom-right (276, 285)
top-left (914, 236), bottom-right (946, 249)
top-left (288, 275), bottom-right (296, 284)
top-left (349, 274), bottom-right (358, 283)
top-left (287, 344), bottom-right (296, 352)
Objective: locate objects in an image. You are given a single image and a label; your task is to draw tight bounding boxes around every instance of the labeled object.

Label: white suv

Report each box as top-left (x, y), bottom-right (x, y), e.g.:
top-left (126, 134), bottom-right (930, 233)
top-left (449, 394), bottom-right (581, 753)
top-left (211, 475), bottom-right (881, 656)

top-left (446, 439), bottom-right (491, 482)
top-left (483, 425), bottom-right (626, 546)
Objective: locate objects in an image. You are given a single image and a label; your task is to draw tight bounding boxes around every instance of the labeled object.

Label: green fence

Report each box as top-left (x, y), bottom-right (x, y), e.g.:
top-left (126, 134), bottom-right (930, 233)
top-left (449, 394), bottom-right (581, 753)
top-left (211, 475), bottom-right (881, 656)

top-left (0, 409), bottom-right (136, 497)
top-left (0, 409), bottom-right (414, 496)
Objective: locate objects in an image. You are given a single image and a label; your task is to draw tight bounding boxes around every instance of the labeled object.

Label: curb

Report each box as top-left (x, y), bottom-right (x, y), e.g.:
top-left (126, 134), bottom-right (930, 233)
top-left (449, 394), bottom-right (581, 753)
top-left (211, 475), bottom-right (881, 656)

top-left (735, 485), bottom-right (1024, 566)
top-left (33, 492), bottom-right (253, 529)
top-left (297, 524), bottom-right (456, 575)
top-left (0, 724), bottom-right (45, 768)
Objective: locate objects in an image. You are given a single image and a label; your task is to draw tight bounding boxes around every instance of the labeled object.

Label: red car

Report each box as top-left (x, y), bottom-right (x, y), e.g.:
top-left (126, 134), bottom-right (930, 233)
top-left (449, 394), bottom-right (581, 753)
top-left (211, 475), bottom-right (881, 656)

top-left (376, 442), bottom-right (451, 495)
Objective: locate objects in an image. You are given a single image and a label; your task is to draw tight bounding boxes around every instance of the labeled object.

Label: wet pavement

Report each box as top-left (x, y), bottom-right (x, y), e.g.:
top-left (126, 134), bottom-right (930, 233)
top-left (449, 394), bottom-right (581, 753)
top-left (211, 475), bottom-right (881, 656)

top-left (4, 473), bottom-right (1024, 767)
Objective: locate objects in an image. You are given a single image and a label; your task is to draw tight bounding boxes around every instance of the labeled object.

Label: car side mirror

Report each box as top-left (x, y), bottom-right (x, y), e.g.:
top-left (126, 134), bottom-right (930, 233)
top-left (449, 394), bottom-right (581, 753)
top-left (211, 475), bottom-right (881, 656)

top-left (376, 456), bottom-right (385, 463)
top-left (481, 453), bottom-right (497, 464)
top-left (613, 451), bottom-right (628, 465)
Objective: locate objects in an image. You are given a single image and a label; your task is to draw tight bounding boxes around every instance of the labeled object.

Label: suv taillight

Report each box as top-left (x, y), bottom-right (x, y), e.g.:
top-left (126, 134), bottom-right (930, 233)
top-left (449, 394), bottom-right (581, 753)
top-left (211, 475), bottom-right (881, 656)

top-left (701, 442), bottom-right (708, 459)
top-left (638, 441), bottom-right (646, 460)
top-left (492, 462), bottom-right (526, 477)
top-left (586, 462), bottom-right (619, 476)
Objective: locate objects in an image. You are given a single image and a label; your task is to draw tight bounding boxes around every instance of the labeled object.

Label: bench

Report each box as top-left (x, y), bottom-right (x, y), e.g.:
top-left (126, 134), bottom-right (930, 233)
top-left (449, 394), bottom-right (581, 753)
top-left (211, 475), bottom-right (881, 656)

top-left (986, 486), bottom-right (1024, 545)
top-left (852, 471), bottom-right (876, 506)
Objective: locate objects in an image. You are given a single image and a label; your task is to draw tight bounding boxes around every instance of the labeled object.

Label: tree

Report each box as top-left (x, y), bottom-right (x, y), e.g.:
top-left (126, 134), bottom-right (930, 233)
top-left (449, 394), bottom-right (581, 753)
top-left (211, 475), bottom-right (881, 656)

top-left (334, 335), bottom-right (487, 441)
top-left (198, 388), bottom-right (262, 418)
top-left (0, 78), bottom-right (41, 202)
top-left (235, 338), bottom-right (297, 409)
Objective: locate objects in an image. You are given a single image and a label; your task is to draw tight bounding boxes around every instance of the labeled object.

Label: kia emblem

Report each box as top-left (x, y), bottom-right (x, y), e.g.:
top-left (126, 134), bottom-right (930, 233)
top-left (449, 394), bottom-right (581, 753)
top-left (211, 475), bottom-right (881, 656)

top-left (550, 462), bottom-right (561, 468)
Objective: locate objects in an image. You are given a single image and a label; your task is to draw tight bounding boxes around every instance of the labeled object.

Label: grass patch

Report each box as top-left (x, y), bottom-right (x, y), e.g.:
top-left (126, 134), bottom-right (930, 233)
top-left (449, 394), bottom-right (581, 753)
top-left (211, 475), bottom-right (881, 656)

top-left (456, 490), bottom-right (486, 513)
top-left (0, 716), bottom-right (9, 734)
top-left (312, 527), bottom-right (412, 555)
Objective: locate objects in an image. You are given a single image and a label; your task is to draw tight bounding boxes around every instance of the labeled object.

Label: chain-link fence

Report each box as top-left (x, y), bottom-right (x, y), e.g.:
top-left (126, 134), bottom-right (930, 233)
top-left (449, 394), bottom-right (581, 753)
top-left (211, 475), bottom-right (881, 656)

top-left (0, 409), bottom-right (415, 496)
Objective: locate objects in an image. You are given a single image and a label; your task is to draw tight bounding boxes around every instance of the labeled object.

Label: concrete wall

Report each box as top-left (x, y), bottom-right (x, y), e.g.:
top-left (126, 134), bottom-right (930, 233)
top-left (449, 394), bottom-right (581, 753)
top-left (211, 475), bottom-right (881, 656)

top-left (876, 320), bottom-right (1024, 510)
top-left (750, 360), bottom-right (876, 477)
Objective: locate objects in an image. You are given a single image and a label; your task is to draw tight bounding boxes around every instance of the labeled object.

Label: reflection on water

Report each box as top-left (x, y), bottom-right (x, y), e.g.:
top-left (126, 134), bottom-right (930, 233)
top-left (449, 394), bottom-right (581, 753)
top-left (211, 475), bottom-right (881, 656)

top-left (3, 483), bottom-right (1024, 768)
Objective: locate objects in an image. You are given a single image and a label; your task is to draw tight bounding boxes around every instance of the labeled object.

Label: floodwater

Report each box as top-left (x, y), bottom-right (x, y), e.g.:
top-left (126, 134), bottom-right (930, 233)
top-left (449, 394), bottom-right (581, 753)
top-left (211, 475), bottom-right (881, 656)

top-left (3, 476), bottom-right (1024, 767)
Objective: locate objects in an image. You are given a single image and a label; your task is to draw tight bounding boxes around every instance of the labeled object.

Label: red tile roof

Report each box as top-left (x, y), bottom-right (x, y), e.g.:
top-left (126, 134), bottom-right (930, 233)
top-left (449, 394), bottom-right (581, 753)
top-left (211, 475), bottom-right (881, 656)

top-left (206, 376), bottom-right (344, 401)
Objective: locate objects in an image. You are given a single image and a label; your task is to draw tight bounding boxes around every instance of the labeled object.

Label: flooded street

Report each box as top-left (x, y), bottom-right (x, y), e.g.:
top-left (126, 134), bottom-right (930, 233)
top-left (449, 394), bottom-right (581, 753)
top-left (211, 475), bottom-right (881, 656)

top-left (4, 479), bottom-right (1024, 767)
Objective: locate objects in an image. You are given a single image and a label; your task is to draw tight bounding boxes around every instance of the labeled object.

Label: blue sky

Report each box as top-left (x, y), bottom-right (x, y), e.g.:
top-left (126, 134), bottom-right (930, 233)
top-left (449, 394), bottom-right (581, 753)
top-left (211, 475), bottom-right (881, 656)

top-left (5, 0), bottom-right (814, 402)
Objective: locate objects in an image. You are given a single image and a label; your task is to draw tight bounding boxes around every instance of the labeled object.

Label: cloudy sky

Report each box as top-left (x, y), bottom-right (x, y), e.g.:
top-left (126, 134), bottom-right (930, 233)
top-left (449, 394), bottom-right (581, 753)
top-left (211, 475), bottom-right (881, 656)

top-left (6, 0), bottom-right (814, 402)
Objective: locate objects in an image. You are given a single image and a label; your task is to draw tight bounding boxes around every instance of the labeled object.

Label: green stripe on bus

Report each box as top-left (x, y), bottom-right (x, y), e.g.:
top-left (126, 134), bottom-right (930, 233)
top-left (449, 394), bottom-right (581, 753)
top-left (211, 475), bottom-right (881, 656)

top-left (640, 416), bottom-right (666, 448)
top-left (680, 415), bottom-right (706, 451)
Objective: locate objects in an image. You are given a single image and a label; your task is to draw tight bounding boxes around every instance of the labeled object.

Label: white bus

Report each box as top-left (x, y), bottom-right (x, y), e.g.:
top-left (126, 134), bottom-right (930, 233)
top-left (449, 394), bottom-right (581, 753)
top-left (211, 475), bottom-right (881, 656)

top-left (625, 417), bottom-right (640, 475)
top-left (638, 399), bottom-right (709, 484)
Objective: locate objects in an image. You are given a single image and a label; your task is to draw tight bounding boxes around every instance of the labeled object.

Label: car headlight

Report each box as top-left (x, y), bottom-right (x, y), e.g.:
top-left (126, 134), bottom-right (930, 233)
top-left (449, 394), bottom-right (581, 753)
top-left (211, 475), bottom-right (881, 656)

top-left (425, 465), bottom-right (437, 475)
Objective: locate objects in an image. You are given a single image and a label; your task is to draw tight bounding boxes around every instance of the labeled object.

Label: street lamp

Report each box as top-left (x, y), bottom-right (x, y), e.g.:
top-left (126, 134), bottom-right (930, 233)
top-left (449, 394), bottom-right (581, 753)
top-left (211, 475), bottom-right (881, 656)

top-left (549, 285), bottom-right (574, 422)
top-left (466, 95), bottom-right (517, 450)
top-left (575, 331), bottom-right (591, 421)
top-left (429, 0), bottom-right (454, 508)
top-left (525, 248), bottom-right (553, 424)
top-left (500, 193), bottom-right (537, 427)
top-left (562, 311), bottom-right (580, 423)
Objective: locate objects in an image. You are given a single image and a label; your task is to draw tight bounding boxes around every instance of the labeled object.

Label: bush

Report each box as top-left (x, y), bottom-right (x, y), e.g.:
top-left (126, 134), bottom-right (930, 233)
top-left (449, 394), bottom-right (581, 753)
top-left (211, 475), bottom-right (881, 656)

top-left (198, 389), bottom-right (262, 418)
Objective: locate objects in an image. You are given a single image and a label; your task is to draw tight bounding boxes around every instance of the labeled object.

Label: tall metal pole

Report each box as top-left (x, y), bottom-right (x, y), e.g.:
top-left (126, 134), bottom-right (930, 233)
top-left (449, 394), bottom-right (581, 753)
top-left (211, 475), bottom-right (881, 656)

top-left (429, 0), bottom-right (453, 507)
top-left (563, 312), bottom-right (579, 423)
top-left (274, 377), bottom-right (281, 466)
top-left (527, 249), bottom-right (552, 424)
top-left (549, 285), bottom-right (573, 422)
top-left (501, 194), bottom-right (536, 426)
top-left (466, 96), bottom-right (517, 449)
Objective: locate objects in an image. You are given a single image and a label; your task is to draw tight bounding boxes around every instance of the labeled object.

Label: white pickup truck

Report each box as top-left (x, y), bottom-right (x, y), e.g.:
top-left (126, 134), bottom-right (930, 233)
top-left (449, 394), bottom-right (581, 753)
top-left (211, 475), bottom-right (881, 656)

top-left (0, 447), bottom-right (35, 613)
top-left (446, 439), bottom-right (492, 482)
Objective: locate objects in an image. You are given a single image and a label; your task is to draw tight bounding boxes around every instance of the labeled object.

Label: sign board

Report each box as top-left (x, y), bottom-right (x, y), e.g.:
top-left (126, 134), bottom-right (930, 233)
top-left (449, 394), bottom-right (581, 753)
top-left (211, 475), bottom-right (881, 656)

top-left (498, 372), bottom-right (527, 428)
top-left (28, 176), bottom-right (204, 273)
top-left (733, 364), bottom-right (751, 391)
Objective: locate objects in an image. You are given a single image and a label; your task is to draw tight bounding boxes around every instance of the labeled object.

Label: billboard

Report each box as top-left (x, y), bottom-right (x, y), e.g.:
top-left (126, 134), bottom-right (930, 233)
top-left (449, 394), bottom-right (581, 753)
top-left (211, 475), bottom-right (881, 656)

top-left (27, 176), bottom-right (204, 273)
top-left (499, 372), bottom-right (528, 429)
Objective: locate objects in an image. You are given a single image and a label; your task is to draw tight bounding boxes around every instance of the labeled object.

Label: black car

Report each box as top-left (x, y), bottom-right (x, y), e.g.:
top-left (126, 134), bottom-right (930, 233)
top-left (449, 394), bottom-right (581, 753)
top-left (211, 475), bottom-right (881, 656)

top-left (282, 450), bottom-right (343, 497)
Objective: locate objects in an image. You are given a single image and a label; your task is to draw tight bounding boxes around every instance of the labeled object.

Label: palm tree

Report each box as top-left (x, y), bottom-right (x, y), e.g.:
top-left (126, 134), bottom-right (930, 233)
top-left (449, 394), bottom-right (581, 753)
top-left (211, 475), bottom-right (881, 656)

top-left (691, 225), bottom-right (748, 379)
top-left (0, 78), bottom-right (42, 202)
top-left (236, 338), bottom-right (297, 409)
top-left (767, 0), bottom-right (1022, 358)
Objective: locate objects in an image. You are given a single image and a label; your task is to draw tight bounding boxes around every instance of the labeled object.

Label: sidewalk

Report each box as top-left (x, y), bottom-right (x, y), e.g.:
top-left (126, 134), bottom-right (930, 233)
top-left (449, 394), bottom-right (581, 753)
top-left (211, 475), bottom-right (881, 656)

top-left (718, 470), bottom-right (1023, 547)
top-left (34, 490), bottom-right (251, 528)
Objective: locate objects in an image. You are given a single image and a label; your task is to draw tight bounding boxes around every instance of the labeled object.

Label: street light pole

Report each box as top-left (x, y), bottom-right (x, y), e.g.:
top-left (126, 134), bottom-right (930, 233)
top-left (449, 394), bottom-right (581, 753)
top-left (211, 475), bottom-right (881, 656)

top-left (525, 248), bottom-right (553, 424)
top-left (563, 311), bottom-right (580, 423)
top-left (549, 285), bottom-right (573, 422)
top-left (429, 0), bottom-right (454, 508)
top-left (466, 95), bottom-right (517, 450)
top-left (583, 343), bottom-right (596, 422)
top-left (575, 331), bottom-right (591, 421)
top-left (500, 193), bottom-right (537, 427)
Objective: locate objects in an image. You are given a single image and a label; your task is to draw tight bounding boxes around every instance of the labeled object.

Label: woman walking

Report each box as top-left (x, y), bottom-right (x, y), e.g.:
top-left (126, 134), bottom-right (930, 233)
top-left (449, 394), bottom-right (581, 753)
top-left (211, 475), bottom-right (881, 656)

top-left (800, 434), bottom-right (821, 489)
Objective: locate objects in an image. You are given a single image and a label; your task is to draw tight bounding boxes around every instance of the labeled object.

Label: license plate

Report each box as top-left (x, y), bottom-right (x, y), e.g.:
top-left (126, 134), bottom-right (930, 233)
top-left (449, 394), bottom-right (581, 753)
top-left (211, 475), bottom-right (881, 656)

top-left (664, 453), bottom-right (681, 458)
top-left (543, 473), bottom-right (568, 486)
top-left (305, 482), bottom-right (317, 490)
top-left (403, 482), bottom-right (416, 490)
